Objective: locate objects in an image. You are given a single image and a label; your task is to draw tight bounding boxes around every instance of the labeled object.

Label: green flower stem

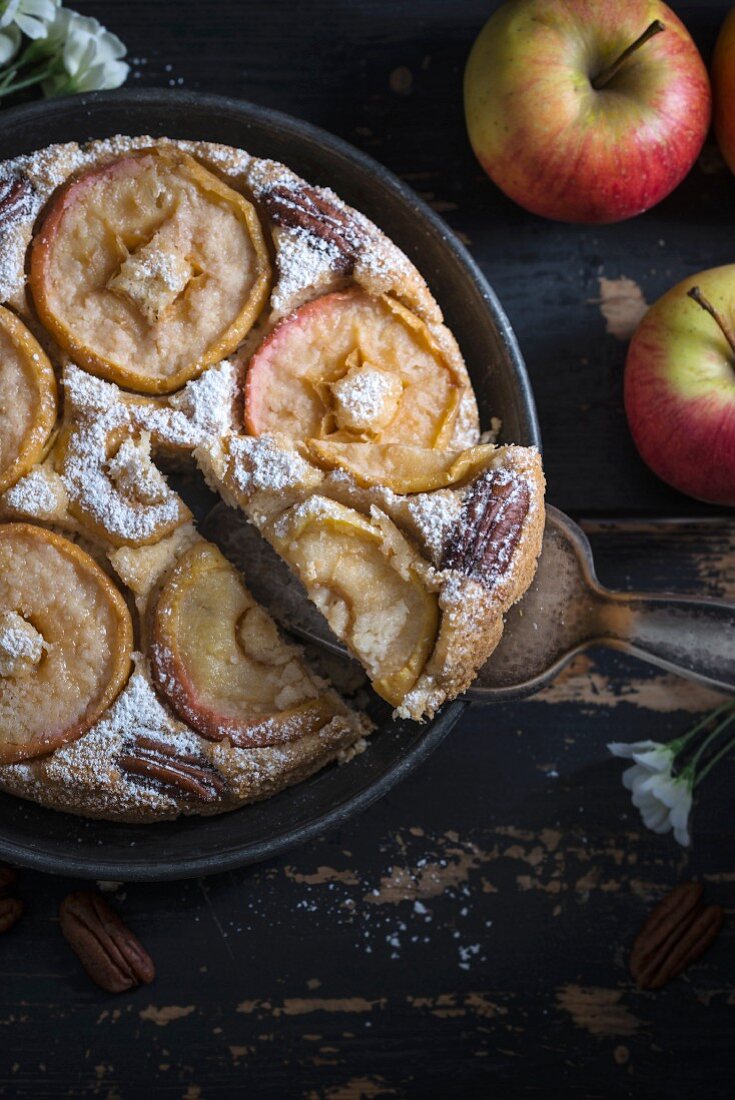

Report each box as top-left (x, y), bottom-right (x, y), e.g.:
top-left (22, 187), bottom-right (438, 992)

top-left (0, 60), bottom-right (56, 99)
top-left (6, 40), bottom-right (46, 72)
top-left (670, 700), bottom-right (735, 761)
top-left (696, 728), bottom-right (735, 786)
top-left (0, 66), bottom-right (18, 90)
top-left (684, 703), bottom-right (735, 785)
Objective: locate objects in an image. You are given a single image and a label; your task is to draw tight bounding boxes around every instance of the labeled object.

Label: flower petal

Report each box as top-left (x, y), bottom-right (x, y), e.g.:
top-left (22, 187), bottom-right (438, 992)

top-left (608, 740), bottom-right (658, 759)
top-left (0, 23), bottom-right (20, 64)
top-left (669, 791), bottom-right (692, 832)
top-left (0, 1), bottom-right (21, 31)
top-left (622, 763), bottom-right (647, 792)
top-left (631, 747), bottom-right (673, 772)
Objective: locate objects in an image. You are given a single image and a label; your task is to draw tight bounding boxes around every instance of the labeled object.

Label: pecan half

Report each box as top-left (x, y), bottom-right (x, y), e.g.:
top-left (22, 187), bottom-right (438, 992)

top-left (442, 470), bottom-right (530, 588)
top-left (59, 891), bottom-right (155, 994)
top-left (0, 896), bottom-right (22, 934)
top-left (119, 733), bottom-right (227, 803)
top-left (261, 183), bottom-right (362, 273)
top-left (0, 175), bottom-right (32, 229)
top-left (630, 882), bottom-right (725, 990)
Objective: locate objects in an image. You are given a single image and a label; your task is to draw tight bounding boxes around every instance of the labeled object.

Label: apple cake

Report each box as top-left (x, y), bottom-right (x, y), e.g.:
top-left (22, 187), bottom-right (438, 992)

top-left (0, 135), bottom-right (544, 822)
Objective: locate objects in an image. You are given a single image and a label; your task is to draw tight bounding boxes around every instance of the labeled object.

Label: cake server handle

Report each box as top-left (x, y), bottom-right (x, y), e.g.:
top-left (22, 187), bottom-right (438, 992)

top-left (590, 589), bottom-right (735, 693)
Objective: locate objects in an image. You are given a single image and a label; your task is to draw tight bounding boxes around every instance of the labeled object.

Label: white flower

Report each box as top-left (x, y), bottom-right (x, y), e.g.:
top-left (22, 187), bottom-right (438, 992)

top-left (608, 739), bottom-right (675, 772)
top-left (626, 771), bottom-right (693, 847)
top-left (609, 739), bottom-right (693, 847)
top-left (42, 10), bottom-right (128, 95)
top-left (0, 0), bottom-right (59, 40)
top-left (0, 20), bottom-right (20, 63)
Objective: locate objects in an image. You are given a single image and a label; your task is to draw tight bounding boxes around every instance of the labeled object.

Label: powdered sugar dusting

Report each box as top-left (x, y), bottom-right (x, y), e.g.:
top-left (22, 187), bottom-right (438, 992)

top-left (0, 611), bottom-right (46, 676)
top-left (228, 433), bottom-right (312, 496)
top-left (56, 361), bottom-right (239, 542)
top-left (2, 466), bottom-right (67, 518)
top-left (5, 658), bottom-right (200, 813)
top-left (168, 359), bottom-right (239, 442)
top-left (330, 364), bottom-right (402, 434)
top-left (61, 370), bottom-right (184, 543)
top-left (273, 493), bottom-right (347, 541)
top-left (407, 490), bottom-right (462, 560)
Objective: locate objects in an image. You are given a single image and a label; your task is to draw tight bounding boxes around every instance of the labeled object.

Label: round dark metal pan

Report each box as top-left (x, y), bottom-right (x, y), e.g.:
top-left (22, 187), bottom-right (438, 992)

top-left (0, 89), bottom-right (540, 880)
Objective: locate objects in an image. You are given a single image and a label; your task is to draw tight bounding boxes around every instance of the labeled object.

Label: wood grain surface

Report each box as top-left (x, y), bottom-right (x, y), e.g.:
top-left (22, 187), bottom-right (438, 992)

top-left (1, 2), bottom-right (734, 1097)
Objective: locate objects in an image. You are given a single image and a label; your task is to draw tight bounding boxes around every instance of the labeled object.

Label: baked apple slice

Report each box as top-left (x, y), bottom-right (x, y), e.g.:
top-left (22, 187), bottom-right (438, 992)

top-left (29, 146), bottom-right (271, 394)
top-left (0, 523), bottom-right (133, 765)
top-left (307, 440), bottom-right (495, 494)
top-left (270, 498), bottom-right (439, 706)
top-left (244, 288), bottom-right (465, 446)
top-left (150, 541), bottom-right (341, 747)
top-left (0, 306), bottom-right (57, 494)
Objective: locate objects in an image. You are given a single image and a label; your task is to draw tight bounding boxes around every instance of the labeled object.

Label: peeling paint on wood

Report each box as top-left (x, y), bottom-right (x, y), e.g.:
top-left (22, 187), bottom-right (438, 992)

top-left (556, 986), bottom-right (645, 1037)
top-left (139, 1005), bottom-right (196, 1026)
top-left (593, 276), bottom-right (649, 341)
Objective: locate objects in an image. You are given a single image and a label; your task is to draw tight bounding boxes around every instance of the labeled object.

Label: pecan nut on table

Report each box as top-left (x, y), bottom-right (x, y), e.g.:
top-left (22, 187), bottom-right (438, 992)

top-left (630, 882), bottom-right (725, 990)
top-left (59, 891), bottom-right (156, 994)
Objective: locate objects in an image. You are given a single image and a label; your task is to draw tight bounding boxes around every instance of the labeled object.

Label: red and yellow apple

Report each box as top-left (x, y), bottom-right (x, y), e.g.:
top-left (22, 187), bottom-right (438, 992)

top-left (624, 267), bottom-right (735, 505)
top-left (712, 6), bottom-right (735, 173)
top-left (464, 0), bottom-right (711, 224)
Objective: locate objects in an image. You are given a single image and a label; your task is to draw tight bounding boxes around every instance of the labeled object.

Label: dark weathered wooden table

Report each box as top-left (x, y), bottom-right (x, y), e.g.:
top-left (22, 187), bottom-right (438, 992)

top-left (1, 2), bottom-right (734, 1097)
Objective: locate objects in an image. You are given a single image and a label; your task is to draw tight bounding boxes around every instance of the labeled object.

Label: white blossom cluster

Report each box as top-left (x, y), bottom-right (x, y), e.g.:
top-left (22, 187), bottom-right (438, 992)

top-left (0, 0), bottom-right (127, 96)
top-left (609, 700), bottom-right (735, 848)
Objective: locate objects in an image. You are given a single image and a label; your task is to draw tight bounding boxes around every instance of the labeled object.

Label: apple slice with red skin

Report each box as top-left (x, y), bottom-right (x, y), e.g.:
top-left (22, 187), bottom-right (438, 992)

top-left (0, 305), bottom-right (57, 494)
top-left (244, 288), bottom-right (464, 447)
top-left (0, 523), bottom-right (133, 765)
top-left (624, 267), bottom-right (735, 505)
top-left (150, 541), bottom-right (341, 748)
top-left (29, 146), bottom-right (271, 394)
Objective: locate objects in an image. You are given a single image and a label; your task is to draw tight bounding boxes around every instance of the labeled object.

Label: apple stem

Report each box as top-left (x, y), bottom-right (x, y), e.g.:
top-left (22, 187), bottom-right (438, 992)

top-left (687, 286), bottom-right (735, 357)
top-left (592, 20), bottom-right (666, 90)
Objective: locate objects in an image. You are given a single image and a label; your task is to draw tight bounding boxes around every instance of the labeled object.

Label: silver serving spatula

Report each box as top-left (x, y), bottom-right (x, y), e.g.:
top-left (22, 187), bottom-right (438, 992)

top-left (202, 503), bottom-right (735, 701)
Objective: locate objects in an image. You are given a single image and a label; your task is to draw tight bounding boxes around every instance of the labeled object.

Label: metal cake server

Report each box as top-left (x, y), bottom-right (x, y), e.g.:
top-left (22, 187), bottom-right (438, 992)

top-left (203, 503), bottom-right (735, 702)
